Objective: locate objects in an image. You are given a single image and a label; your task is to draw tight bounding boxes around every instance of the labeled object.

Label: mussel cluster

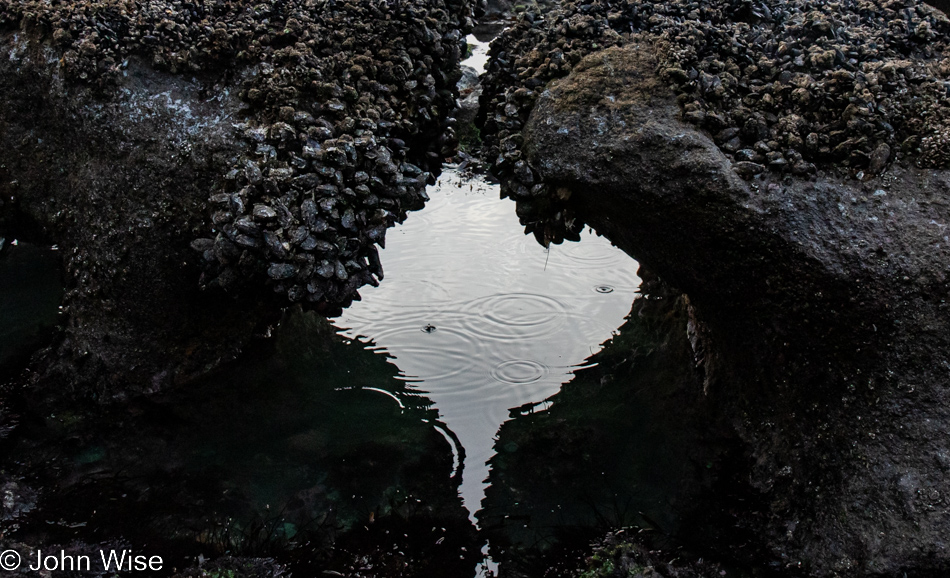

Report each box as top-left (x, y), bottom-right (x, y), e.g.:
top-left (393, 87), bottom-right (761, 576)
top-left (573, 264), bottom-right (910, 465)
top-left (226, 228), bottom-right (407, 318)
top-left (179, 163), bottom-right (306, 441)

top-left (0, 0), bottom-right (472, 310)
top-left (477, 0), bottom-right (950, 245)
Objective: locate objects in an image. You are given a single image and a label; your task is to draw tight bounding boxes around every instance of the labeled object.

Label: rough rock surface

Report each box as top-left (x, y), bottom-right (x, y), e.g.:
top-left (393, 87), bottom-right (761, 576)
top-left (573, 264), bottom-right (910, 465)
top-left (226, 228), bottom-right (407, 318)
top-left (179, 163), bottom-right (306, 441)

top-left (474, 0), bottom-right (513, 20)
top-left (515, 41), bottom-right (950, 576)
top-left (0, 43), bottom-right (270, 401)
top-left (0, 0), bottom-right (470, 399)
top-left (479, 0), bottom-right (950, 246)
top-left (0, 0), bottom-right (470, 307)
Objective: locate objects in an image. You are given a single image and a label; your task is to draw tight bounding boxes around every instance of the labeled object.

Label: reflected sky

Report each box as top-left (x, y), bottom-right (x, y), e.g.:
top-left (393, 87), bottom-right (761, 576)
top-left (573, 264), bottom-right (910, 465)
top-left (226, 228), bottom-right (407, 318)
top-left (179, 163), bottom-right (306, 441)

top-left (333, 170), bottom-right (641, 518)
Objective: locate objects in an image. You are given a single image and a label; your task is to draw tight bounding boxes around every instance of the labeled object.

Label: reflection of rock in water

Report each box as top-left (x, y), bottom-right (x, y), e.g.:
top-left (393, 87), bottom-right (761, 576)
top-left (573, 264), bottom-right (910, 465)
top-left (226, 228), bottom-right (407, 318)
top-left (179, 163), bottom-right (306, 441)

top-left (478, 274), bottom-right (747, 577)
top-left (0, 242), bottom-right (63, 374)
top-left (4, 311), bottom-right (480, 576)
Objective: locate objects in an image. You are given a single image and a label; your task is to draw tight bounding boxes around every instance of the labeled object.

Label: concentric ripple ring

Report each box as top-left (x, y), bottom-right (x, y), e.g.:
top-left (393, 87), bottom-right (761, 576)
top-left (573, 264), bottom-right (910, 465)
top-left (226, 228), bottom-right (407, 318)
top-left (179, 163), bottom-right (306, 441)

top-left (490, 359), bottom-right (547, 385)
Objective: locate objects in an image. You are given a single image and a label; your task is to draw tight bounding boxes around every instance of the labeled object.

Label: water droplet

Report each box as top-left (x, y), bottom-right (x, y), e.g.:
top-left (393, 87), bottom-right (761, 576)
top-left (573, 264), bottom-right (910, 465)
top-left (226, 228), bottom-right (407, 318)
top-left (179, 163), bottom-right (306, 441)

top-left (595, 285), bottom-right (614, 293)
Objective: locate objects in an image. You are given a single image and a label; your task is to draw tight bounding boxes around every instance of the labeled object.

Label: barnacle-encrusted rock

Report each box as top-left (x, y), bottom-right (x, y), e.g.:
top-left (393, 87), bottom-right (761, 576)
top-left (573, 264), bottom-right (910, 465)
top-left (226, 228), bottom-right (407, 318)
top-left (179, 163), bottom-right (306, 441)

top-left (478, 0), bottom-right (950, 245)
top-left (0, 0), bottom-right (470, 397)
top-left (488, 26), bottom-right (950, 578)
top-left (1, 0), bottom-right (471, 311)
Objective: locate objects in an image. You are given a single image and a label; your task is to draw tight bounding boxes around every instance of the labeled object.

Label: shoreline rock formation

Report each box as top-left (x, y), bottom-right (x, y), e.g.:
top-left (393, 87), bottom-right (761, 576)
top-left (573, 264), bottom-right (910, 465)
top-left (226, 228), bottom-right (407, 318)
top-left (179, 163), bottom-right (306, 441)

top-left (524, 44), bottom-right (950, 574)
top-left (479, 0), bottom-right (950, 245)
top-left (0, 0), bottom-right (471, 400)
top-left (476, 0), bottom-right (950, 574)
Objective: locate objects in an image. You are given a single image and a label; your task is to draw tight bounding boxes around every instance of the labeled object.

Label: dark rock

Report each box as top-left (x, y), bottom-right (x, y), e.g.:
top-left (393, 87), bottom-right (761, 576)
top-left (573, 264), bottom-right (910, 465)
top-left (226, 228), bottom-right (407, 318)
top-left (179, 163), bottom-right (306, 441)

top-left (478, 0), bottom-right (950, 189)
top-left (868, 142), bottom-right (892, 175)
top-left (518, 42), bottom-right (950, 576)
top-left (458, 65), bottom-right (480, 93)
top-left (716, 127), bottom-right (740, 142)
top-left (733, 161), bottom-right (765, 178)
top-left (267, 263), bottom-right (297, 280)
top-left (0, 0), bottom-right (472, 399)
top-left (0, 50), bottom-right (277, 401)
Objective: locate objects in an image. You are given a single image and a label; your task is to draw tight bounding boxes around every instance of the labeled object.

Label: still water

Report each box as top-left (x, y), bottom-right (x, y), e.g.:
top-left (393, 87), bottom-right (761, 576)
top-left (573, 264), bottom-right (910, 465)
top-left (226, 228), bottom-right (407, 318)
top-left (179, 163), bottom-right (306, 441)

top-left (0, 35), bottom-right (650, 575)
top-left (0, 174), bottom-right (643, 575)
top-left (333, 171), bottom-right (641, 517)
top-left (0, 241), bottom-right (62, 371)
top-left (0, 174), bottom-right (641, 573)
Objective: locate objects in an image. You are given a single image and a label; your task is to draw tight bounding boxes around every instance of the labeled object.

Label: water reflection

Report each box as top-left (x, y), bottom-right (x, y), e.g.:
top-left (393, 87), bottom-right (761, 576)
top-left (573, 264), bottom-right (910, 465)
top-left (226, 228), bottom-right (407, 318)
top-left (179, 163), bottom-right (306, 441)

top-left (463, 33), bottom-right (493, 78)
top-left (0, 179), bottom-right (730, 577)
top-left (0, 241), bottom-right (63, 372)
top-left (9, 312), bottom-right (480, 575)
top-left (479, 286), bottom-right (723, 577)
top-left (333, 170), bottom-right (641, 517)
top-left (0, 30), bottom-right (730, 576)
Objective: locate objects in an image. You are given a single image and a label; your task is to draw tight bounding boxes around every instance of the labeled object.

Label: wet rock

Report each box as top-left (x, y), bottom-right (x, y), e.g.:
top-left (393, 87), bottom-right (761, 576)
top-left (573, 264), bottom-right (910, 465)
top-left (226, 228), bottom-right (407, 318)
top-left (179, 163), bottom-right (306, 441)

top-left (252, 204), bottom-right (278, 221)
top-left (267, 263), bottom-right (297, 280)
top-left (478, 0), bottom-right (950, 210)
top-left (458, 65), bottom-right (481, 93)
top-left (0, 0), bottom-right (473, 398)
top-left (0, 48), bottom-right (277, 400)
top-left (733, 161), bottom-right (765, 178)
top-left (516, 42), bottom-right (950, 576)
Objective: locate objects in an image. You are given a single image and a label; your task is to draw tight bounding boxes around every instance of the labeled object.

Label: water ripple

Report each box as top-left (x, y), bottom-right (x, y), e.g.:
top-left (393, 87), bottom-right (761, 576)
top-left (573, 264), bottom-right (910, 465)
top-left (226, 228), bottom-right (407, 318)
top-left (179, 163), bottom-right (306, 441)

top-left (332, 168), bottom-right (641, 519)
top-left (367, 323), bottom-right (484, 382)
top-left (549, 234), bottom-right (633, 271)
top-left (491, 360), bottom-right (547, 385)
top-left (459, 293), bottom-right (569, 342)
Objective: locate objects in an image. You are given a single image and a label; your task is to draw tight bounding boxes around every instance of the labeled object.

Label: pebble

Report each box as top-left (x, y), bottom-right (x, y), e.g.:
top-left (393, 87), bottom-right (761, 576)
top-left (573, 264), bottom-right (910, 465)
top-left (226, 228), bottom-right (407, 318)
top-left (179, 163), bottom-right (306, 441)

top-left (734, 161), bottom-right (766, 178)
